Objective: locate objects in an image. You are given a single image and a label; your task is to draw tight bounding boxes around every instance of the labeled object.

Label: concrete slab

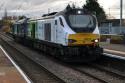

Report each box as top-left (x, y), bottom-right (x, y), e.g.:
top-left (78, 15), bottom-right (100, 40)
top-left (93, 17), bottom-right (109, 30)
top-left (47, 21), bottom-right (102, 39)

top-left (100, 42), bottom-right (125, 56)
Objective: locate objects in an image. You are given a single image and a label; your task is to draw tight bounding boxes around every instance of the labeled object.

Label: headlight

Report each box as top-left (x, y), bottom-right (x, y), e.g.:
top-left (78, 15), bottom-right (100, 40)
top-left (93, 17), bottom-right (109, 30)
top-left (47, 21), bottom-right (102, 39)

top-left (78, 10), bottom-right (82, 14)
top-left (94, 39), bottom-right (99, 43)
top-left (68, 39), bottom-right (77, 43)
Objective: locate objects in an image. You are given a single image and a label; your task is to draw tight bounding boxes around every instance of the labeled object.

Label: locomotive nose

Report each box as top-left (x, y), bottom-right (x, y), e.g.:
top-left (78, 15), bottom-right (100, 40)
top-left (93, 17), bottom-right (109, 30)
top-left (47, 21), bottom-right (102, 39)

top-left (68, 33), bottom-right (100, 46)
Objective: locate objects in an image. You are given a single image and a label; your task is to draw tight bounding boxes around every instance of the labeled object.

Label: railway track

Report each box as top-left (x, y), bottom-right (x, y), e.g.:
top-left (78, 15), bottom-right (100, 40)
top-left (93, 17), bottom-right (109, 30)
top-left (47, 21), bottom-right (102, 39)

top-left (0, 33), bottom-right (65, 83)
top-left (69, 53), bottom-right (125, 83)
top-left (0, 32), bottom-right (103, 83)
top-left (1, 32), bottom-right (125, 83)
top-left (71, 63), bottom-right (125, 83)
top-left (65, 54), bottom-right (125, 83)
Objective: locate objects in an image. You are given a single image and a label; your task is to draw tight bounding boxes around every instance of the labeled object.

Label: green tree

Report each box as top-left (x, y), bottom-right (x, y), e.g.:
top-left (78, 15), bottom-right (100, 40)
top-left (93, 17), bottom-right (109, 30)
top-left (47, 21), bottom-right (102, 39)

top-left (83, 0), bottom-right (106, 23)
top-left (66, 3), bottom-right (76, 10)
top-left (66, 4), bottom-right (72, 10)
top-left (18, 15), bottom-right (27, 20)
top-left (71, 3), bottom-right (76, 9)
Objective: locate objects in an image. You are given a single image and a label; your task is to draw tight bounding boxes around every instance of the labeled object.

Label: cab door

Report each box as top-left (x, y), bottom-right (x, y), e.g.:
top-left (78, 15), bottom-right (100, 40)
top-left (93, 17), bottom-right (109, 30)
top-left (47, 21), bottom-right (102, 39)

top-left (31, 22), bottom-right (36, 39)
top-left (54, 19), bottom-right (58, 43)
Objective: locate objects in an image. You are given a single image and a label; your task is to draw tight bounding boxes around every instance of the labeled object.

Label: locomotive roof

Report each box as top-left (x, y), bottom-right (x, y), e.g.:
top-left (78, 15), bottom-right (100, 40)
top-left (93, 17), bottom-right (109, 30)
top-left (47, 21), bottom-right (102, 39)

top-left (40, 8), bottom-right (93, 19)
top-left (14, 18), bottom-right (29, 24)
top-left (14, 8), bottom-right (93, 24)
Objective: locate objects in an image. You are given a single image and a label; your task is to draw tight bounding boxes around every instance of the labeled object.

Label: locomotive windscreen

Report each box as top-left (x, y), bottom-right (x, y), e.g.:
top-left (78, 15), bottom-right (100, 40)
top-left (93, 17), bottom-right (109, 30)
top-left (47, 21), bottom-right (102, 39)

top-left (65, 9), bottom-right (97, 32)
top-left (69, 15), bottom-right (94, 28)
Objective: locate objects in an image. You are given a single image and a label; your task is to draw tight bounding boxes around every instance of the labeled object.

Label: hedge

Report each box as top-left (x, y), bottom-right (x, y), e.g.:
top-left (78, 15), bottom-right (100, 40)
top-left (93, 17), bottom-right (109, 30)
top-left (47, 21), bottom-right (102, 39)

top-left (100, 34), bottom-right (125, 44)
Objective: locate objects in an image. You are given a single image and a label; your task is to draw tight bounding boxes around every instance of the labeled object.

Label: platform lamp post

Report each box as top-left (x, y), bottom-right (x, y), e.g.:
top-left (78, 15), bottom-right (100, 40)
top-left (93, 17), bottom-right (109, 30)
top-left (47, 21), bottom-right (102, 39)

top-left (120, 0), bottom-right (123, 34)
top-left (0, 3), bottom-right (4, 19)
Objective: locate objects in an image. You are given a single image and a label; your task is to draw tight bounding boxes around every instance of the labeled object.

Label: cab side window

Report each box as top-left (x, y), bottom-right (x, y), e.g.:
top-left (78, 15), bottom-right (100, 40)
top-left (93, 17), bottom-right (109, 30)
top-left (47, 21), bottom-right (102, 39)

top-left (55, 20), bottom-right (57, 25)
top-left (59, 17), bottom-right (64, 27)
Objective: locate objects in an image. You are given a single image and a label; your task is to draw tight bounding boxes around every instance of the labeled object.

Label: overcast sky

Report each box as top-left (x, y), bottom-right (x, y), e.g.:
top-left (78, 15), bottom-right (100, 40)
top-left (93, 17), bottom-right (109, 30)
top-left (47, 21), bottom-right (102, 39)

top-left (0, 0), bottom-right (124, 19)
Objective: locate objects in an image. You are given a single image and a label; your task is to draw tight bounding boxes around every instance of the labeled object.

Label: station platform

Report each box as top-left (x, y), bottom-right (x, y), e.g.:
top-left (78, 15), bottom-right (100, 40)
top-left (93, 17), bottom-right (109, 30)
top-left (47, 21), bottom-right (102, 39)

top-left (0, 46), bottom-right (28, 83)
top-left (100, 42), bottom-right (125, 56)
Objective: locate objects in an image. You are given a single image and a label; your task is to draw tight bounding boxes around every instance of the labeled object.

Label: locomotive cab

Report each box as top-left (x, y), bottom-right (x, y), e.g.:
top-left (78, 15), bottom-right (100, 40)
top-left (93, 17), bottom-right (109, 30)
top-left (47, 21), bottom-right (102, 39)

top-left (61, 9), bottom-right (100, 47)
top-left (59, 9), bottom-right (103, 62)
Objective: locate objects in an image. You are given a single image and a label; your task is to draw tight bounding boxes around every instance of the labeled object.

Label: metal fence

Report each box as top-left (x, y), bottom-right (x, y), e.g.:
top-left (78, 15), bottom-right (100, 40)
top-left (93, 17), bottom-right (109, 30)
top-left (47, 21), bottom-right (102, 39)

top-left (99, 26), bottom-right (125, 34)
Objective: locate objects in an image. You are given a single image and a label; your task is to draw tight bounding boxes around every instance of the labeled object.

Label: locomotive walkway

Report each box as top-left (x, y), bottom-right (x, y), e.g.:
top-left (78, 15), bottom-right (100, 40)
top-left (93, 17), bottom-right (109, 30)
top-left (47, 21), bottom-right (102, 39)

top-left (0, 45), bottom-right (29, 83)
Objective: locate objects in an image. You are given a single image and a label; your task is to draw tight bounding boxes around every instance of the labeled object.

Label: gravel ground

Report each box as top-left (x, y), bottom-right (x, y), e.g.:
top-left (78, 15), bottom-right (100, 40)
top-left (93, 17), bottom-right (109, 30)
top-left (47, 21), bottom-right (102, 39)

top-left (74, 65), bottom-right (125, 83)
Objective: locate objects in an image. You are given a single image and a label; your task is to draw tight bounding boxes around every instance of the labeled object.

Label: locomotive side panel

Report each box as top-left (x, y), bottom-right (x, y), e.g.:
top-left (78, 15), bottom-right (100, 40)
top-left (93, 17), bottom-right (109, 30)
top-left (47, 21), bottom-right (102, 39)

top-left (27, 21), bottom-right (37, 39)
top-left (27, 22), bottom-right (32, 37)
top-left (51, 19), bottom-right (56, 42)
top-left (31, 22), bottom-right (36, 39)
top-left (56, 17), bottom-right (67, 45)
top-left (37, 20), bottom-right (44, 40)
top-left (35, 22), bottom-right (38, 39)
top-left (14, 24), bottom-right (18, 35)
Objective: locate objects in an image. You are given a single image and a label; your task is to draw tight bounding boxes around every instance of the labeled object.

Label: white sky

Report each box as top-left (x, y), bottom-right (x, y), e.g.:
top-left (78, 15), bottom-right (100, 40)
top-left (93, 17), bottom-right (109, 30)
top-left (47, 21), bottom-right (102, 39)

top-left (0, 0), bottom-right (124, 19)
